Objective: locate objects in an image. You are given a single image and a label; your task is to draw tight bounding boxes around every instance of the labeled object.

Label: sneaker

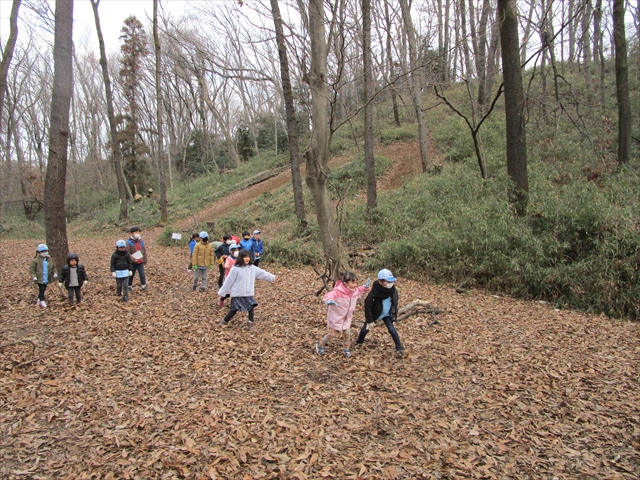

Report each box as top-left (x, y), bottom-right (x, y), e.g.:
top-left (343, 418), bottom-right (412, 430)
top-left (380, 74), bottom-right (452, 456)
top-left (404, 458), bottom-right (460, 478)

top-left (123, 297), bottom-right (129, 302)
top-left (141, 285), bottom-right (147, 291)
top-left (219, 319), bottom-right (229, 326)
top-left (396, 346), bottom-right (405, 355)
top-left (199, 288), bottom-right (205, 293)
top-left (315, 343), bottom-right (325, 355)
top-left (247, 321), bottom-right (255, 331)
top-left (343, 349), bottom-right (351, 358)
top-left (128, 286), bottom-right (133, 292)
top-left (36, 300), bottom-right (41, 308)
top-left (192, 285), bottom-right (197, 291)
top-left (40, 301), bottom-right (47, 308)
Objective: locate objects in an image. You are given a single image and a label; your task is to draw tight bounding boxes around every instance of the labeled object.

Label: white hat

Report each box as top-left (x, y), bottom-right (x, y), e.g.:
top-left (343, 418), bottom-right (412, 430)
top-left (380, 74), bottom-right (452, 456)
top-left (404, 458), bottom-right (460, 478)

top-left (377, 269), bottom-right (397, 282)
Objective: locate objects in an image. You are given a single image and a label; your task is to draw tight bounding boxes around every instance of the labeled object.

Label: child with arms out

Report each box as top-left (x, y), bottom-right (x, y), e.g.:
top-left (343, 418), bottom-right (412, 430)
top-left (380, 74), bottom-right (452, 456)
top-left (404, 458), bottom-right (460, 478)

top-left (315, 272), bottom-right (370, 358)
top-left (217, 249), bottom-right (276, 330)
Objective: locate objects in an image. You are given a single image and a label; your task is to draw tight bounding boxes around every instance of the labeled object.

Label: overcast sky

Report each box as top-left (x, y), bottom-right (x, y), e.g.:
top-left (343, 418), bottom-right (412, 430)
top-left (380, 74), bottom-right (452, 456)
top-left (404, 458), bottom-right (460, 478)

top-left (0, 0), bottom-right (194, 54)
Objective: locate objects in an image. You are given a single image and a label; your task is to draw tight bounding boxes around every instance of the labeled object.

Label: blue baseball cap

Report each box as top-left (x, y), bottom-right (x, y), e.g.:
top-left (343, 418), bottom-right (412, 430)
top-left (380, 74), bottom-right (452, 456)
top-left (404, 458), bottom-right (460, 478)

top-left (229, 243), bottom-right (240, 250)
top-left (377, 269), bottom-right (397, 282)
top-left (199, 231), bottom-right (209, 239)
top-left (37, 243), bottom-right (49, 252)
top-left (253, 230), bottom-right (261, 234)
top-left (116, 240), bottom-right (126, 247)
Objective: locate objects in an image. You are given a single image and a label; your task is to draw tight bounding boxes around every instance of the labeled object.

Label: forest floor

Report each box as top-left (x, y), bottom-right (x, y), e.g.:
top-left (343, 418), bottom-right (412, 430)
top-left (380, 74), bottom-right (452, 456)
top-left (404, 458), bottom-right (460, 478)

top-left (1, 143), bottom-right (639, 479)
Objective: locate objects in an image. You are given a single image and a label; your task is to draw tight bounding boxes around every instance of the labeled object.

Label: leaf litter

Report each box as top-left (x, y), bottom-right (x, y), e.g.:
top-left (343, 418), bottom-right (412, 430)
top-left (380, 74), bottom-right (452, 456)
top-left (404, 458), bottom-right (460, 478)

top-left (1, 233), bottom-right (639, 479)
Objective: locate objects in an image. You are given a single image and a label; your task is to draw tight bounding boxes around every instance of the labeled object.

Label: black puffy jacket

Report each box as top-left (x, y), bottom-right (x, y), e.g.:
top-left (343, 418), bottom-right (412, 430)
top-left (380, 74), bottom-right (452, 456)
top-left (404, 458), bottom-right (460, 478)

top-left (111, 249), bottom-right (132, 272)
top-left (364, 282), bottom-right (399, 323)
top-left (59, 252), bottom-right (88, 288)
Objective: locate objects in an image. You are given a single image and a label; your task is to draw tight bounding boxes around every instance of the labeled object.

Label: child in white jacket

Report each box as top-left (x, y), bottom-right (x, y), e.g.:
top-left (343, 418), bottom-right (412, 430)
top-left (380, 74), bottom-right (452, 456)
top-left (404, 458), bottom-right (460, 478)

top-left (217, 249), bottom-right (276, 330)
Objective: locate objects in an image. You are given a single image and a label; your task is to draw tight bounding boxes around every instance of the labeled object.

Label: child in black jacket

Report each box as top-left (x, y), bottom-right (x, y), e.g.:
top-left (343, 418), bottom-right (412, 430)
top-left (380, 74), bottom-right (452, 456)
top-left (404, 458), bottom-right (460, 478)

top-left (111, 240), bottom-right (132, 301)
top-left (58, 252), bottom-right (88, 305)
top-left (355, 269), bottom-right (404, 353)
top-left (214, 234), bottom-right (233, 288)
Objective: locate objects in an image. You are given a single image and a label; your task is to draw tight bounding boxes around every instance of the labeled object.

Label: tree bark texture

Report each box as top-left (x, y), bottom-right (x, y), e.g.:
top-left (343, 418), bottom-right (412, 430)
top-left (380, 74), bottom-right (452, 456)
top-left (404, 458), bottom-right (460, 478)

top-left (44, 0), bottom-right (73, 268)
top-left (613, 0), bottom-right (631, 164)
top-left (498, 0), bottom-right (528, 215)
top-left (399, 0), bottom-right (430, 173)
top-left (0, 0), bottom-right (21, 135)
top-left (305, 0), bottom-right (344, 280)
top-left (153, 0), bottom-right (168, 222)
top-left (90, 0), bottom-right (128, 219)
top-left (269, 0), bottom-right (306, 222)
top-left (362, 0), bottom-right (377, 209)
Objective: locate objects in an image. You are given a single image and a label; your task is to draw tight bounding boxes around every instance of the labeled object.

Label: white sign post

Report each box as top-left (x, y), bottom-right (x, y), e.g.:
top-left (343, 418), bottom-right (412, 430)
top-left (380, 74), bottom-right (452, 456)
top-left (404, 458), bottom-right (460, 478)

top-left (171, 232), bottom-right (182, 246)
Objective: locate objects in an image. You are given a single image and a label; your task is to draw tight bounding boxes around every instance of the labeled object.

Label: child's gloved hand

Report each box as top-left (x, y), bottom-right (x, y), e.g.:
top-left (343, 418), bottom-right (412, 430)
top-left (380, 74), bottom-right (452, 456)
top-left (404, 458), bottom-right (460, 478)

top-left (83, 281), bottom-right (88, 286)
top-left (112, 272), bottom-right (117, 278)
top-left (364, 278), bottom-right (371, 288)
top-left (208, 265), bottom-right (213, 269)
top-left (33, 277), bottom-right (38, 282)
top-left (129, 271), bottom-right (133, 276)
top-left (365, 322), bottom-right (372, 331)
top-left (193, 264), bottom-right (198, 269)
top-left (53, 274), bottom-right (58, 279)
top-left (58, 282), bottom-right (64, 288)
top-left (326, 300), bottom-right (337, 306)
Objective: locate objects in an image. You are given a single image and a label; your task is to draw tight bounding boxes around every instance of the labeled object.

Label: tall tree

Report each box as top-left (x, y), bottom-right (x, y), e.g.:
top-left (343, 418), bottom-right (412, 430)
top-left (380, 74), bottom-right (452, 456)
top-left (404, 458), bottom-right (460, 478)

top-left (613, 0), bottom-right (631, 164)
top-left (498, 0), bottom-right (528, 215)
top-left (90, 0), bottom-right (130, 220)
top-left (363, 0), bottom-right (376, 209)
top-left (399, 0), bottom-right (430, 172)
top-left (0, 0), bottom-right (22, 220)
top-left (153, 0), bottom-right (168, 222)
top-left (44, 0), bottom-right (73, 268)
top-left (0, 0), bottom-right (21, 135)
top-left (119, 15), bottom-right (150, 195)
top-left (269, 0), bottom-right (306, 222)
top-left (306, 0), bottom-right (344, 279)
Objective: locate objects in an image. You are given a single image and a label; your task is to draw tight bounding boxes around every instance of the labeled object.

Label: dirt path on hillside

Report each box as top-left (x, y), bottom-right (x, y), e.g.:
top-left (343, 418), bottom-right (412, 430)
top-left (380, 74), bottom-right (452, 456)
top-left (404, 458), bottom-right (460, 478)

top-left (177, 139), bottom-right (435, 230)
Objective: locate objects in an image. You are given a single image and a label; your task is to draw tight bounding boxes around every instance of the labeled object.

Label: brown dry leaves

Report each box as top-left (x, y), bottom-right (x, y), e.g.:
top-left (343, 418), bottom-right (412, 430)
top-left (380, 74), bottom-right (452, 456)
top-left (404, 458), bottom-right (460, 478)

top-left (1, 232), bottom-right (639, 479)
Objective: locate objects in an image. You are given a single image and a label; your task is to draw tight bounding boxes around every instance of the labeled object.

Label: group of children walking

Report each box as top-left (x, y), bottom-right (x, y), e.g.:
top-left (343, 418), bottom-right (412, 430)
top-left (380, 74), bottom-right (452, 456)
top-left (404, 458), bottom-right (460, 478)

top-left (29, 227), bottom-right (404, 356)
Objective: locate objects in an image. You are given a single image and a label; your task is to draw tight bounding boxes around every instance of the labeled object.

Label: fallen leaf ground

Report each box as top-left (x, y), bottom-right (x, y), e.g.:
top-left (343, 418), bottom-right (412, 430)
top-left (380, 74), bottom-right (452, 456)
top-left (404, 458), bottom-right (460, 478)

top-left (1, 234), bottom-right (639, 479)
top-left (2, 145), bottom-right (640, 478)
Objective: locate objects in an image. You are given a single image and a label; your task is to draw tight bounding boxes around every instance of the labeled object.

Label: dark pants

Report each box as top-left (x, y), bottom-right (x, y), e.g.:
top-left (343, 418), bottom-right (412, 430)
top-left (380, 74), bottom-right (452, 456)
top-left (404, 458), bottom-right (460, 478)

top-left (253, 258), bottom-right (261, 268)
top-left (223, 308), bottom-right (255, 323)
top-left (129, 263), bottom-right (146, 287)
top-left (116, 278), bottom-right (129, 300)
top-left (67, 286), bottom-right (82, 304)
top-left (38, 283), bottom-right (47, 301)
top-left (356, 316), bottom-right (402, 350)
top-left (218, 264), bottom-right (225, 287)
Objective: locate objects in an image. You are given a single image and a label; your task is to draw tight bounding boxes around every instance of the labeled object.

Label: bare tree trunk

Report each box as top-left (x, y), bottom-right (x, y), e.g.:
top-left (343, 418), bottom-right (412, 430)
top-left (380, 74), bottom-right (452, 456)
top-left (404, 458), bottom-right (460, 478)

top-left (399, 0), bottom-right (430, 172)
top-left (306, 0), bottom-right (344, 279)
top-left (475, 0), bottom-right (491, 109)
top-left (153, 0), bottom-right (168, 222)
top-left (582, 0), bottom-right (593, 101)
top-left (498, 0), bottom-right (528, 216)
top-left (90, 0), bottom-right (128, 219)
top-left (270, 0), bottom-right (306, 222)
top-left (593, 0), bottom-right (605, 105)
top-left (613, 0), bottom-right (631, 164)
top-left (363, 0), bottom-right (377, 209)
top-left (520, 0), bottom-right (535, 65)
top-left (443, 0), bottom-right (451, 82)
top-left (383, 0), bottom-right (401, 126)
top-left (0, 0), bottom-right (21, 134)
top-left (44, 0), bottom-right (74, 269)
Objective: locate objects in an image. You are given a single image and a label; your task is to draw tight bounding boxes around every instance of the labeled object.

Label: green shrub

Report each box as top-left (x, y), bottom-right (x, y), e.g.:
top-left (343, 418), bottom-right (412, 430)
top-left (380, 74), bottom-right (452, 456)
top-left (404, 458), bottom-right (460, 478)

top-left (266, 237), bottom-right (322, 267)
top-left (380, 124), bottom-right (418, 145)
top-left (157, 225), bottom-right (189, 247)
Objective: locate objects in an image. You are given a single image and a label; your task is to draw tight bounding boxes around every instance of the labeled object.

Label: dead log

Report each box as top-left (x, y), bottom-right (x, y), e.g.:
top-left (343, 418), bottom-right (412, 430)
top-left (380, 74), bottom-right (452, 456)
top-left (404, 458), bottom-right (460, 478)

top-left (0, 340), bottom-right (36, 353)
top-left (359, 300), bottom-right (445, 330)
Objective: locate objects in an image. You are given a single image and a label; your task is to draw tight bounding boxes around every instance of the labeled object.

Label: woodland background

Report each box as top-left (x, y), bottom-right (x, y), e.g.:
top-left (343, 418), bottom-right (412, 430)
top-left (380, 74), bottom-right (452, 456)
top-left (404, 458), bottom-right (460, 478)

top-left (1, 0), bottom-right (640, 478)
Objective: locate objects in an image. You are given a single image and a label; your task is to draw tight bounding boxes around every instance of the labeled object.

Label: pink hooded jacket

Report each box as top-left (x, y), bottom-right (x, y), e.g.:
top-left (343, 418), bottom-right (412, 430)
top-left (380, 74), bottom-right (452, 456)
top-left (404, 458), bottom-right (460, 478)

top-left (323, 280), bottom-right (369, 331)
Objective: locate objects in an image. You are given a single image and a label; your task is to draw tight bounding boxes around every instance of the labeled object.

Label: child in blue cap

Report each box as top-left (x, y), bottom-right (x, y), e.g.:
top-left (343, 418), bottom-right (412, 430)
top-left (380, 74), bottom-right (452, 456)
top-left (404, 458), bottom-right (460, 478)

top-left (29, 243), bottom-right (58, 308)
top-left (355, 268), bottom-right (404, 353)
top-left (111, 240), bottom-right (132, 301)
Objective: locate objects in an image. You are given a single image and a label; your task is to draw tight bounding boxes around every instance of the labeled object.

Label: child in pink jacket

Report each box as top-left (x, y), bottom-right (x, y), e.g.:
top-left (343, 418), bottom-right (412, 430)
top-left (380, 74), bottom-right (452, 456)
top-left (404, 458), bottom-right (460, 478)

top-left (315, 272), bottom-right (370, 358)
